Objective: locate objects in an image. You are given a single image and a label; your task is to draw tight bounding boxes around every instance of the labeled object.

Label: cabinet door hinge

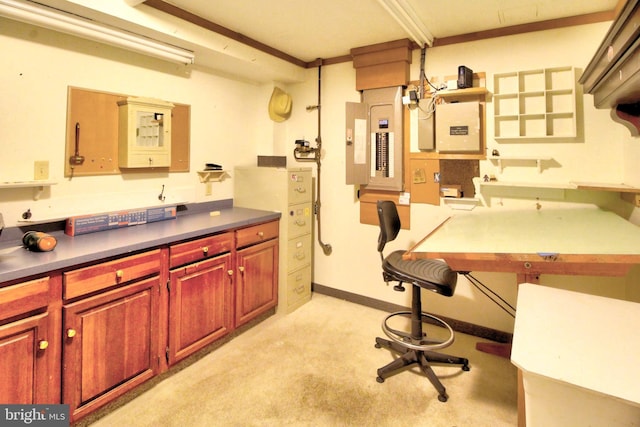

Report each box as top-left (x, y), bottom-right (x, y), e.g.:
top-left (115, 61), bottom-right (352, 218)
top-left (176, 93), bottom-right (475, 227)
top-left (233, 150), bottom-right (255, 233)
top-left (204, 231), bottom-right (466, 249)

top-left (166, 279), bottom-right (170, 292)
top-left (165, 346), bottom-right (170, 364)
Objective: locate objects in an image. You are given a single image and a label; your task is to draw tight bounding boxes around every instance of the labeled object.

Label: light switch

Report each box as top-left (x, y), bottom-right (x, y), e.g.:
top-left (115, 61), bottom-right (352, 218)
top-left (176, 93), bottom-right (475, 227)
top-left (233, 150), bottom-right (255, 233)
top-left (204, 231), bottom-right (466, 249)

top-left (34, 161), bottom-right (49, 180)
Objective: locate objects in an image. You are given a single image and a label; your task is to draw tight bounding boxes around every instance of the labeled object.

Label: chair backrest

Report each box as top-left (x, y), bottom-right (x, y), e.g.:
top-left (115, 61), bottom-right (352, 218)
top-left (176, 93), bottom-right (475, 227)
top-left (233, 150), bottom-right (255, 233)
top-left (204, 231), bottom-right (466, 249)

top-left (376, 200), bottom-right (401, 253)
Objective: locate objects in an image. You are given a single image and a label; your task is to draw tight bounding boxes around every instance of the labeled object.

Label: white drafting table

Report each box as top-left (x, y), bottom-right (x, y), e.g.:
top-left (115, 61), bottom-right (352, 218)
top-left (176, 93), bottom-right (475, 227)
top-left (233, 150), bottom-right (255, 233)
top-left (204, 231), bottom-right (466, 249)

top-left (405, 207), bottom-right (640, 283)
top-left (405, 207), bottom-right (640, 427)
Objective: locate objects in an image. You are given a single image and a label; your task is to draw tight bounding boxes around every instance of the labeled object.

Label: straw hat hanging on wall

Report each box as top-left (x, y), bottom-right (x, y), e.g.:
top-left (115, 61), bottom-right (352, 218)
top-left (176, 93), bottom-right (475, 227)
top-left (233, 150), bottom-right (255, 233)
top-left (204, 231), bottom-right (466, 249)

top-left (268, 87), bottom-right (292, 122)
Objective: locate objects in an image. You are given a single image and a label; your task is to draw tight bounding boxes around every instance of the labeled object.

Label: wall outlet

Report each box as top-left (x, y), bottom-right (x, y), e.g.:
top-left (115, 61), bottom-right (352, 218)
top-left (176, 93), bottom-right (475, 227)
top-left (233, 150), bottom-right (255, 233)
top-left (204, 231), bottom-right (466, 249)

top-left (34, 160), bottom-right (49, 180)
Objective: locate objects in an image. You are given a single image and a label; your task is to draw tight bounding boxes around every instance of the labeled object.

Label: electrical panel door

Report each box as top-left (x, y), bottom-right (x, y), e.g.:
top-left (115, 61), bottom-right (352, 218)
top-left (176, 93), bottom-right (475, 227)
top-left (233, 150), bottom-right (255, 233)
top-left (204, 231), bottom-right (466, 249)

top-left (345, 86), bottom-right (403, 191)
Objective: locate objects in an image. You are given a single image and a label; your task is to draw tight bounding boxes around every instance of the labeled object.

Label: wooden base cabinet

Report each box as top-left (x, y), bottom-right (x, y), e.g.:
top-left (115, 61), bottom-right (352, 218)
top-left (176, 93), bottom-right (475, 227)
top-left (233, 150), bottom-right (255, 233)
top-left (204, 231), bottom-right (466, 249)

top-left (0, 313), bottom-right (50, 403)
top-left (235, 238), bottom-right (278, 327)
top-left (168, 254), bottom-right (233, 365)
top-left (0, 276), bottom-right (55, 404)
top-left (62, 250), bottom-right (161, 421)
top-left (0, 217), bottom-right (279, 423)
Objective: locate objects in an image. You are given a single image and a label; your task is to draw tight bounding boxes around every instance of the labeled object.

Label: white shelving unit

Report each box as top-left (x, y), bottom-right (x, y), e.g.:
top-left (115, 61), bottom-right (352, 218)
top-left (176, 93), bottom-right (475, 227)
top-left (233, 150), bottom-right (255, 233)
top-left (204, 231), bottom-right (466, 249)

top-left (493, 67), bottom-right (576, 140)
top-left (0, 180), bottom-right (56, 200)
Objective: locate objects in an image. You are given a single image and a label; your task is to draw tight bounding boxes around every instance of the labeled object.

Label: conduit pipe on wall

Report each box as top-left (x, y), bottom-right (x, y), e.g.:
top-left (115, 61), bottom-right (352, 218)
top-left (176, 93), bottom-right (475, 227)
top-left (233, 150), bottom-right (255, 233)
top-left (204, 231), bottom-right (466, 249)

top-left (293, 62), bottom-right (332, 255)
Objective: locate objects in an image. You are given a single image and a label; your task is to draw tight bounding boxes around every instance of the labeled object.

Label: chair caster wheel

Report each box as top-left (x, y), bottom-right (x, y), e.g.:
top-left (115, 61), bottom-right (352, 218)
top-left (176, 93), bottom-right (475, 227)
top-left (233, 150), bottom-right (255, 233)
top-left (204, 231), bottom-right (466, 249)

top-left (438, 394), bottom-right (448, 402)
top-left (462, 364), bottom-right (470, 371)
top-left (376, 377), bottom-right (384, 383)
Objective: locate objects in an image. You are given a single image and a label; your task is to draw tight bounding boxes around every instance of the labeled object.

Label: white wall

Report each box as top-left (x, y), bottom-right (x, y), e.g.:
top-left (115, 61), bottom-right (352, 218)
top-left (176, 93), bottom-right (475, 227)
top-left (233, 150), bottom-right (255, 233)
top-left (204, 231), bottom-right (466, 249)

top-left (2, 13), bottom-right (638, 334)
top-left (0, 17), bottom-right (274, 222)
top-left (282, 21), bottom-right (640, 334)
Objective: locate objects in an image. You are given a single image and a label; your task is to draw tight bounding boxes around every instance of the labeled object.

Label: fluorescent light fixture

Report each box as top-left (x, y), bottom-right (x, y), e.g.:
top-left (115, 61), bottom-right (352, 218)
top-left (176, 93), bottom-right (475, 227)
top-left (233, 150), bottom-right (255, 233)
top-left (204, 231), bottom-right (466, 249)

top-left (378, 0), bottom-right (434, 47)
top-left (0, 0), bottom-right (195, 64)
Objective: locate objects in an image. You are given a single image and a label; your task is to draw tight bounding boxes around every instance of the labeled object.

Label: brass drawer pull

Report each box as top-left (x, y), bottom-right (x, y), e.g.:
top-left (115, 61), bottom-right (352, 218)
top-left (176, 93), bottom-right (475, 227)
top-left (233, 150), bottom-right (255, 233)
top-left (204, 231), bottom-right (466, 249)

top-left (67, 329), bottom-right (77, 338)
top-left (38, 340), bottom-right (49, 350)
top-left (257, 231), bottom-right (264, 238)
top-left (202, 246), bottom-right (209, 254)
top-left (238, 266), bottom-right (245, 273)
top-left (115, 269), bottom-right (124, 279)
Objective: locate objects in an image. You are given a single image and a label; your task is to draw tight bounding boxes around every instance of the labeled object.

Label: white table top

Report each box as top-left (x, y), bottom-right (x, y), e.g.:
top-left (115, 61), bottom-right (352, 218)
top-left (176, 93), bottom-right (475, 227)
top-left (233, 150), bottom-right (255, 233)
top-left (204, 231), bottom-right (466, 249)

top-left (512, 283), bottom-right (640, 406)
top-left (410, 207), bottom-right (640, 256)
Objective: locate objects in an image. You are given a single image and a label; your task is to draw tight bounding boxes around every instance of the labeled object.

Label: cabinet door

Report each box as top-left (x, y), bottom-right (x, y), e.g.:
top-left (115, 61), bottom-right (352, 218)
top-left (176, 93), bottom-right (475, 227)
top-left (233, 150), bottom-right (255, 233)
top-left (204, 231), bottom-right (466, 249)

top-left (63, 277), bottom-right (159, 421)
top-left (168, 254), bottom-right (233, 365)
top-left (0, 313), bottom-right (49, 403)
top-left (235, 238), bottom-right (278, 327)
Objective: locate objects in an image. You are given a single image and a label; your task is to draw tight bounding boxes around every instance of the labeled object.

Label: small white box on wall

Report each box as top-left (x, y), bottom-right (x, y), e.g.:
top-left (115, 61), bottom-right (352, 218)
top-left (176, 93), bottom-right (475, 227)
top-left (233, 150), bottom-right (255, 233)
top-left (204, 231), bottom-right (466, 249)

top-left (435, 101), bottom-right (480, 153)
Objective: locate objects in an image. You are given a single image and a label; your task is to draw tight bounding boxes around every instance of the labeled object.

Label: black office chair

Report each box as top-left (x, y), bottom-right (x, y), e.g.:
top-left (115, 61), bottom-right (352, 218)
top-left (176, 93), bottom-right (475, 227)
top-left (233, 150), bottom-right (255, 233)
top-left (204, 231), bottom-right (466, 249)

top-left (374, 200), bottom-right (469, 402)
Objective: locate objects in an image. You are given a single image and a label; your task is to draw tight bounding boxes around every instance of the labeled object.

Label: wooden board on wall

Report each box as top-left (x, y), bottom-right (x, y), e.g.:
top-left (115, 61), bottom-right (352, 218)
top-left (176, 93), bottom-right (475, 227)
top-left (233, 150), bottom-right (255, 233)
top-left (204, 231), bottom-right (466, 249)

top-left (440, 159), bottom-right (479, 198)
top-left (409, 158), bottom-right (440, 204)
top-left (359, 188), bottom-right (410, 230)
top-left (65, 87), bottom-right (190, 177)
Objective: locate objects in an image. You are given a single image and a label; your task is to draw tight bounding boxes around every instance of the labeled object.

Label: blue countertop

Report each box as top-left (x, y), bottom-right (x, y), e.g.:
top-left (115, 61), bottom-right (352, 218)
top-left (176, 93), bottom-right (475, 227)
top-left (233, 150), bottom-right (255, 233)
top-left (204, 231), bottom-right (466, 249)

top-left (0, 206), bottom-right (280, 284)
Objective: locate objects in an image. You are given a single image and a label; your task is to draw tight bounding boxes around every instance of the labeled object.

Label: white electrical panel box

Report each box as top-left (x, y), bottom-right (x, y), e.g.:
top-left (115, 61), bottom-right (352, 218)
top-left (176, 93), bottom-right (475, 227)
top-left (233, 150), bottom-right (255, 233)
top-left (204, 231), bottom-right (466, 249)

top-left (435, 101), bottom-right (480, 153)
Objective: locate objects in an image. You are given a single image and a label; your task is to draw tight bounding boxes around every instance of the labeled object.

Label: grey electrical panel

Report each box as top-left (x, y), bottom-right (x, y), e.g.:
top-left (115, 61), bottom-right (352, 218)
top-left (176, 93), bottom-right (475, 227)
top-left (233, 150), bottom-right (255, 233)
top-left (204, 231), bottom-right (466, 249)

top-left (345, 86), bottom-right (403, 191)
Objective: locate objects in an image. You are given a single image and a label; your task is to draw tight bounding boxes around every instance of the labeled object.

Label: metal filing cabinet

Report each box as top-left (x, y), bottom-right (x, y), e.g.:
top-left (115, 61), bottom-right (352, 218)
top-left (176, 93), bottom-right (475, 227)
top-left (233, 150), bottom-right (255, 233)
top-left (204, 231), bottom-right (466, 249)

top-left (234, 167), bottom-right (313, 313)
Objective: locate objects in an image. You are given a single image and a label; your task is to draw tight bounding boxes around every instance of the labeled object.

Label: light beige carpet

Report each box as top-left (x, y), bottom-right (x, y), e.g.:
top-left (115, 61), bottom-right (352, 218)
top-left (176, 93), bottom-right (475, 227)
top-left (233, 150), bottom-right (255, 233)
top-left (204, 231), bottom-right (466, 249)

top-left (89, 293), bottom-right (517, 426)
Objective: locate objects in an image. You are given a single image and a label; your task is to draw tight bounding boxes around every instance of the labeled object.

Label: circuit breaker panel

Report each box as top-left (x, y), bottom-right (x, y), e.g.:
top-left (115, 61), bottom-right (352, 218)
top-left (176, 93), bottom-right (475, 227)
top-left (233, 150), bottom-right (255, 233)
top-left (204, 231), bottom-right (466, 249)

top-left (345, 86), bottom-right (403, 191)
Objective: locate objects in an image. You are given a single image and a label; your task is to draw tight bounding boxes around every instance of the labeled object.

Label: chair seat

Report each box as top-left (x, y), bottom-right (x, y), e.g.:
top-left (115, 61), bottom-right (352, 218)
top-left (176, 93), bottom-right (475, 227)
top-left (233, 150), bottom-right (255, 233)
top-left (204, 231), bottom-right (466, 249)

top-left (382, 250), bottom-right (457, 297)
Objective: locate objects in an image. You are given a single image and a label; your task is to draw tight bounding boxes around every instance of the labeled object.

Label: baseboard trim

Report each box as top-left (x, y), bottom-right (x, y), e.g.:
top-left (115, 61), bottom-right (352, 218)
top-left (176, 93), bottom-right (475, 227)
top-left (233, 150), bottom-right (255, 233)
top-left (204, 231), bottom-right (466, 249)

top-left (312, 283), bottom-right (512, 344)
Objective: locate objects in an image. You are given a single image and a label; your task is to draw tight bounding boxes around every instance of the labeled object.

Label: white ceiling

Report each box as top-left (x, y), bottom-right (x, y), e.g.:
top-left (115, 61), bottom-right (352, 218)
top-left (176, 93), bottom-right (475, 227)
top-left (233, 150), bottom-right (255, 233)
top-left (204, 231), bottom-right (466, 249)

top-left (161, 0), bottom-right (618, 63)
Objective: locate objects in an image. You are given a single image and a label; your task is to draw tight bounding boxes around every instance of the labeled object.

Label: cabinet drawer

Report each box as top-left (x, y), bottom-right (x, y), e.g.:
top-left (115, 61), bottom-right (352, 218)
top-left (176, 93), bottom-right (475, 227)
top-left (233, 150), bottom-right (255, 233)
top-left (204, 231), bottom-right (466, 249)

top-left (288, 170), bottom-right (312, 205)
top-left (286, 266), bottom-right (311, 309)
top-left (236, 221), bottom-right (279, 248)
top-left (64, 249), bottom-right (161, 300)
top-left (0, 277), bottom-right (49, 322)
top-left (170, 232), bottom-right (233, 268)
top-left (287, 203), bottom-right (312, 238)
top-left (287, 234), bottom-right (312, 272)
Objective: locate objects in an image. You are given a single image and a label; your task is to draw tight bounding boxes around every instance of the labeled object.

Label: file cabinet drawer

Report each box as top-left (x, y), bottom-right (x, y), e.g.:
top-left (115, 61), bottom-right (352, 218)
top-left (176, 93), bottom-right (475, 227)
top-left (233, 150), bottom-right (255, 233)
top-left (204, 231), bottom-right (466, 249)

top-left (286, 266), bottom-right (311, 309)
top-left (287, 234), bottom-right (312, 272)
top-left (64, 249), bottom-right (161, 300)
top-left (0, 277), bottom-right (49, 322)
top-left (288, 170), bottom-right (312, 205)
top-left (170, 232), bottom-right (233, 268)
top-left (236, 220), bottom-right (279, 249)
top-left (287, 203), bottom-right (312, 238)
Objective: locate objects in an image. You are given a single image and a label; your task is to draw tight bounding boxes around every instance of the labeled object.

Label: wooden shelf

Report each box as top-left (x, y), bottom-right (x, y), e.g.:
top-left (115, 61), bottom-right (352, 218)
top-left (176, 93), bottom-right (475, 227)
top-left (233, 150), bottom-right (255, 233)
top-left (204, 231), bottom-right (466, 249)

top-left (479, 180), bottom-right (640, 206)
top-left (436, 87), bottom-right (488, 99)
top-left (571, 182), bottom-right (640, 193)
